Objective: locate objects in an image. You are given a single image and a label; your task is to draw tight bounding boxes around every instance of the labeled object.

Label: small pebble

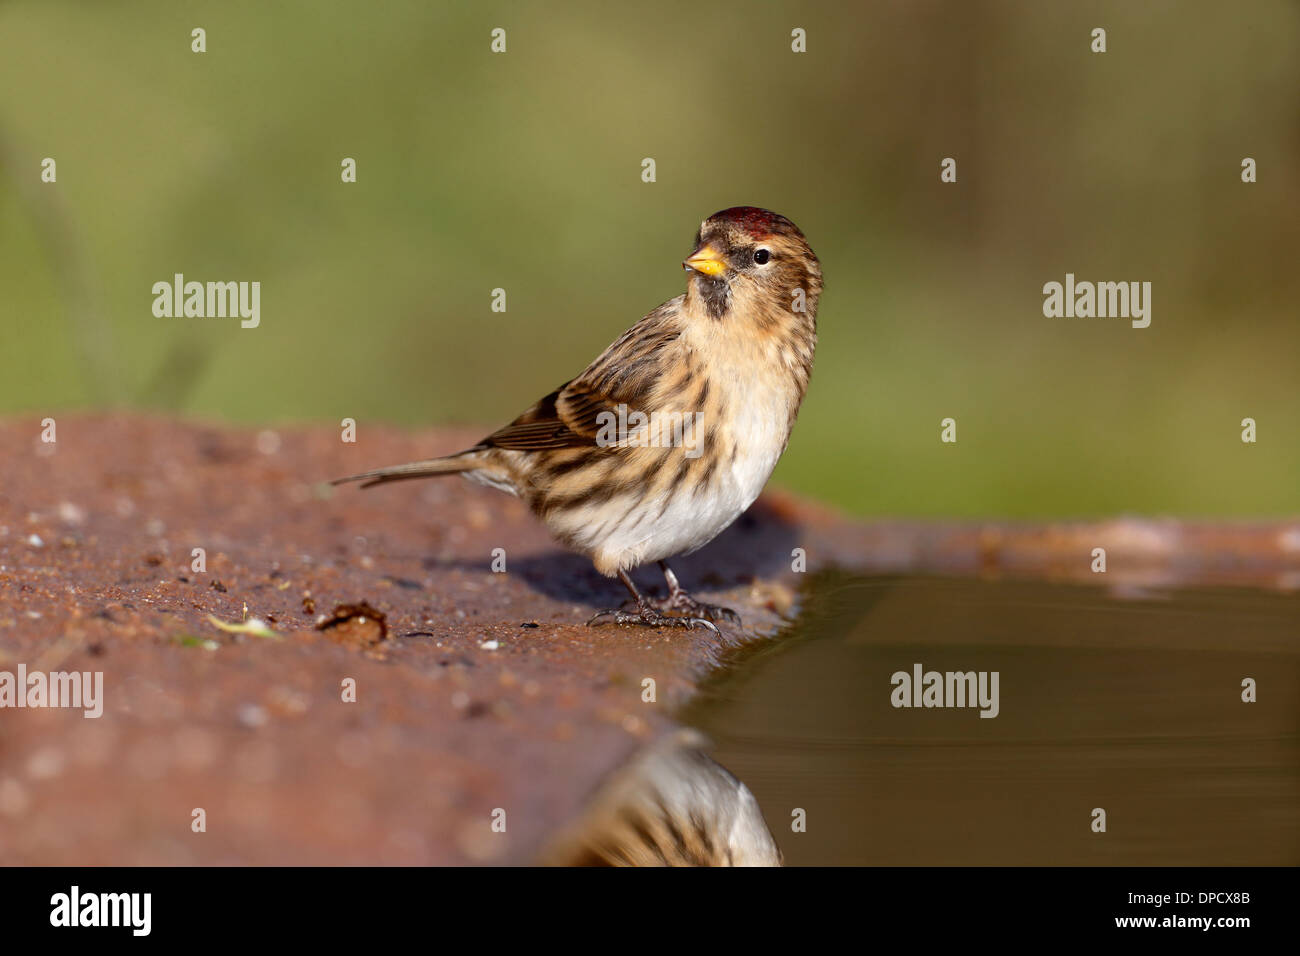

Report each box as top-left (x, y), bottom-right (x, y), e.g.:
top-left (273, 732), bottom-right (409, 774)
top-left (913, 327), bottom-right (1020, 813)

top-left (26, 747), bottom-right (66, 780)
top-left (237, 704), bottom-right (269, 729)
top-left (256, 430), bottom-right (281, 455)
top-left (57, 502), bottom-right (86, 525)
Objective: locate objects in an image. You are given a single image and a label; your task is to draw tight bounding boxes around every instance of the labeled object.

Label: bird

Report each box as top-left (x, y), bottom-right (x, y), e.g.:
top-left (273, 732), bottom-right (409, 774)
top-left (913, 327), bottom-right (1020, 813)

top-left (537, 729), bottom-right (782, 867)
top-left (334, 206), bottom-right (822, 632)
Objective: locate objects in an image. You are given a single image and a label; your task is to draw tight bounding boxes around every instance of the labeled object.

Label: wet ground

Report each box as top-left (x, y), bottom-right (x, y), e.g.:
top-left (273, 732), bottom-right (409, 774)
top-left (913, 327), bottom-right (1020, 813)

top-left (1, 415), bottom-right (1296, 865)
top-left (684, 574), bottom-right (1300, 865)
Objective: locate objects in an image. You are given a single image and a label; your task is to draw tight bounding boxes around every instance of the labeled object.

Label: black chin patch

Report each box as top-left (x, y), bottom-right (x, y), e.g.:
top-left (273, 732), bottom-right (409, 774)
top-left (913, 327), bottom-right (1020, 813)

top-left (698, 275), bottom-right (730, 320)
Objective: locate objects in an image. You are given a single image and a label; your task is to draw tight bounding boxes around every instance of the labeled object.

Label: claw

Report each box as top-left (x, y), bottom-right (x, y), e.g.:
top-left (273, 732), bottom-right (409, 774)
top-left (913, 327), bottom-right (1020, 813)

top-left (591, 568), bottom-right (730, 633)
top-left (683, 616), bottom-right (721, 634)
top-left (654, 592), bottom-right (742, 626)
top-left (587, 605), bottom-right (720, 634)
top-left (709, 605), bottom-right (742, 624)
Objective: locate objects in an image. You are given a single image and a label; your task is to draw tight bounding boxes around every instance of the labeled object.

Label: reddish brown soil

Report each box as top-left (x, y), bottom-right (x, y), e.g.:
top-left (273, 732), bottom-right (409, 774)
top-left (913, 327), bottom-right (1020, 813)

top-left (0, 416), bottom-right (853, 864)
top-left (1, 415), bottom-right (1294, 864)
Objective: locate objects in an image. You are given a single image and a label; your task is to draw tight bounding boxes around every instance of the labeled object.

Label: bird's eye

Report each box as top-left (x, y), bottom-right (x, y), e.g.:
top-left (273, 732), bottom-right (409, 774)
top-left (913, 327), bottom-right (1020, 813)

top-left (753, 249), bottom-right (771, 265)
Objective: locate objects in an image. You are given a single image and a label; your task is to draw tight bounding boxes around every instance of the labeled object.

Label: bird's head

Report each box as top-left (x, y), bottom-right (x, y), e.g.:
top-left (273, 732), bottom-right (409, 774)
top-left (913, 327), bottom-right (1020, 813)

top-left (682, 206), bottom-right (822, 326)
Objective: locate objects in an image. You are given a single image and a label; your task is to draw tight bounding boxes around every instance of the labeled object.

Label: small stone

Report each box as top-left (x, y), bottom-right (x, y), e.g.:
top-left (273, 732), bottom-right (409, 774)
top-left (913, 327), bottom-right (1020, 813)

top-left (237, 703), bottom-right (269, 729)
top-left (57, 502), bottom-right (87, 525)
top-left (255, 430), bottom-right (281, 455)
top-left (26, 747), bottom-right (65, 780)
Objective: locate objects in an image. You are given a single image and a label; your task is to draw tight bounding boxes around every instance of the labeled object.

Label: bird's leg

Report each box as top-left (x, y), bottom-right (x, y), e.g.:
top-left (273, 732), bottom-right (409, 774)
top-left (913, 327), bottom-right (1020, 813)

top-left (588, 569), bottom-right (720, 633)
top-left (650, 561), bottom-right (742, 625)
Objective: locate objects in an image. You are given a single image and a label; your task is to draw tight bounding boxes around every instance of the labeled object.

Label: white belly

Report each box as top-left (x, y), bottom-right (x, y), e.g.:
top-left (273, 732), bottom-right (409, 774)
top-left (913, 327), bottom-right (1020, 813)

top-left (588, 372), bottom-right (790, 572)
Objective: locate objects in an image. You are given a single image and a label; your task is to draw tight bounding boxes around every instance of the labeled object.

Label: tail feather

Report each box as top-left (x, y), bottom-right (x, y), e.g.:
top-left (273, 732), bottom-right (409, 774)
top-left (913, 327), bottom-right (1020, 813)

top-left (332, 448), bottom-right (484, 489)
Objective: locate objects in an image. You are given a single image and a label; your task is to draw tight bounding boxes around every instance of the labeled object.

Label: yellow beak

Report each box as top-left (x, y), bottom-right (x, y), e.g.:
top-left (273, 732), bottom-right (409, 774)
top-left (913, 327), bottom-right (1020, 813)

top-left (683, 244), bottom-right (727, 278)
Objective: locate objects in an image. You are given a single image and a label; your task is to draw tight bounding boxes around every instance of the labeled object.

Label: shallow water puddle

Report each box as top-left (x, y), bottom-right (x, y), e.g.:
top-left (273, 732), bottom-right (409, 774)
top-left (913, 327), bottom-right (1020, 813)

top-left (682, 575), bottom-right (1300, 865)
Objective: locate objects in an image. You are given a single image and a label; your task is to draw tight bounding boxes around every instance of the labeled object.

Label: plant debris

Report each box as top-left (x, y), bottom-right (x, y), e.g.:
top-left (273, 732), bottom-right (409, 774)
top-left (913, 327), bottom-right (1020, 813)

top-left (315, 601), bottom-right (389, 649)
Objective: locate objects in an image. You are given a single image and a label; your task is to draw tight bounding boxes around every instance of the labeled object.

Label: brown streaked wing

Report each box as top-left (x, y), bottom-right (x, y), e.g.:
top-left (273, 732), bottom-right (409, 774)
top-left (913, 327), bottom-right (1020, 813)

top-left (480, 301), bottom-right (683, 452)
top-left (478, 383), bottom-right (628, 450)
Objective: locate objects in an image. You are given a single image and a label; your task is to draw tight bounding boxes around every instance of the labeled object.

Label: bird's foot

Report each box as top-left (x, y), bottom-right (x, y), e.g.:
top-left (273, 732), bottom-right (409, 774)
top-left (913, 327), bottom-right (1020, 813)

top-left (653, 589), bottom-right (742, 626)
top-left (587, 602), bottom-right (720, 634)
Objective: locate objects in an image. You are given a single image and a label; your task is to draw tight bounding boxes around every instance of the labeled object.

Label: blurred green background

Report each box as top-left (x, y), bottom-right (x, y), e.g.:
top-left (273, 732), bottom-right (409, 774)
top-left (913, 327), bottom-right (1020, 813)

top-left (1, 0), bottom-right (1297, 517)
